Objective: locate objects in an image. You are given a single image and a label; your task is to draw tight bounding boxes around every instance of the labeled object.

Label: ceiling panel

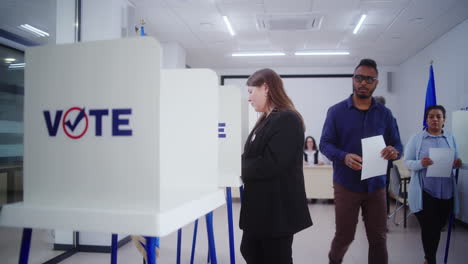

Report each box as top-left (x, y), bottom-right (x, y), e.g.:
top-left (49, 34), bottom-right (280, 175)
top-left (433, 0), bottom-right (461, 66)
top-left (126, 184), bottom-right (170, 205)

top-left (163, 0), bottom-right (216, 10)
top-left (359, 0), bottom-right (410, 10)
top-left (171, 6), bottom-right (220, 21)
top-left (320, 11), bottom-right (357, 31)
top-left (194, 31), bottom-right (234, 43)
top-left (385, 0), bottom-right (459, 34)
top-left (264, 0), bottom-right (313, 13)
top-left (230, 15), bottom-right (261, 33)
top-left (155, 31), bottom-right (204, 48)
top-left (423, 0), bottom-right (468, 40)
top-left (303, 32), bottom-right (348, 49)
top-left (311, 0), bottom-right (360, 12)
top-left (217, 1), bottom-right (265, 16)
top-left (137, 7), bottom-right (191, 33)
top-left (236, 31), bottom-right (271, 49)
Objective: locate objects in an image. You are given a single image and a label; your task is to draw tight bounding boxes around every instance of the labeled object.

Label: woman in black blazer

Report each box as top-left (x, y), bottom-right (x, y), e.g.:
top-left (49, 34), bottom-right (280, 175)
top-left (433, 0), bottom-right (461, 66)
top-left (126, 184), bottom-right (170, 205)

top-left (240, 68), bottom-right (312, 264)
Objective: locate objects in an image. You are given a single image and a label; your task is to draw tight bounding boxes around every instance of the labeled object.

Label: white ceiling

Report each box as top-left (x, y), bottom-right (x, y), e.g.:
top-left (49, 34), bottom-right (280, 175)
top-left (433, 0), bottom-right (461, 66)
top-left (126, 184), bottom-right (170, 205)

top-left (134, 0), bottom-right (468, 68)
top-left (0, 0), bottom-right (467, 69)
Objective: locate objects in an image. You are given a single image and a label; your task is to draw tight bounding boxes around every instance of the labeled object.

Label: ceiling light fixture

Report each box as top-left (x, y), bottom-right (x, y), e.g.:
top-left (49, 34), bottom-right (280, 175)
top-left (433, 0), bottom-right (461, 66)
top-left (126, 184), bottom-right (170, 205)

top-left (353, 14), bottom-right (367, 34)
top-left (232, 52), bottom-right (285, 57)
top-left (8, 62), bottom-right (25, 69)
top-left (19, 24), bottom-right (50, 37)
top-left (295, 51), bottom-right (350, 56)
top-left (4, 58), bottom-right (16, 63)
top-left (223, 16), bottom-right (236, 36)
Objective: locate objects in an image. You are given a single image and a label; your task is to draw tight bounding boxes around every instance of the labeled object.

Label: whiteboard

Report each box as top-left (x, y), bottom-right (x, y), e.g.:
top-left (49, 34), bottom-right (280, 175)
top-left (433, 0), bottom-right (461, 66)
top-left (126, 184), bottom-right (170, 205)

top-left (224, 75), bottom-right (353, 148)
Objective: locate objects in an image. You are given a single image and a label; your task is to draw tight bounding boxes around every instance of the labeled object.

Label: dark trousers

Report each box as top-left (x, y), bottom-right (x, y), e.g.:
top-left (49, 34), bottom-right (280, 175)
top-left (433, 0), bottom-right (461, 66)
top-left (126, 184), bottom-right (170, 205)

top-left (415, 191), bottom-right (453, 264)
top-left (240, 232), bottom-right (294, 264)
top-left (328, 184), bottom-right (388, 264)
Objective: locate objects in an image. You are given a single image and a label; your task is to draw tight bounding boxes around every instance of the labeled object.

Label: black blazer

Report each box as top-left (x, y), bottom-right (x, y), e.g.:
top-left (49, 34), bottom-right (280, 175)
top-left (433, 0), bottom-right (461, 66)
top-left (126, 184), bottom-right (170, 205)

top-left (240, 110), bottom-right (312, 237)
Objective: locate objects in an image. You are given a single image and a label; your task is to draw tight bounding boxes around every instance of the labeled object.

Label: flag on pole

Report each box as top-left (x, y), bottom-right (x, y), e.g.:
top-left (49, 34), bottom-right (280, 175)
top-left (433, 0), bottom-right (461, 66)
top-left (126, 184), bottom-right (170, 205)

top-left (423, 64), bottom-right (437, 129)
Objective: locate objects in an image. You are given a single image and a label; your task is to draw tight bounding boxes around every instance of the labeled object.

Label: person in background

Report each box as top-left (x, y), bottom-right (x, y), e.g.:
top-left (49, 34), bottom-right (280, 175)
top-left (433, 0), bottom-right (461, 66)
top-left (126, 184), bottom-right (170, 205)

top-left (373, 95), bottom-right (400, 215)
top-left (405, 105), bottom-right (464, 264)
top-left (320, 58), bottom-right (403, 264)
top-left (304, 136), bottom-right (330, 166)
top-left (240, 68), bottom-right (312, 264)
top-left (374, 96), bottom-right (386, 105)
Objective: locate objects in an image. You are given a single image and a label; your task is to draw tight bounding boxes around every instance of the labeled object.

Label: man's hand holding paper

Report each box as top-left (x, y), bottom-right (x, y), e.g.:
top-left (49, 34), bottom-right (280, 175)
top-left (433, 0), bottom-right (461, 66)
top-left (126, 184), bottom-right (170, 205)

top-left (361, 135), bottom-right (391, 180)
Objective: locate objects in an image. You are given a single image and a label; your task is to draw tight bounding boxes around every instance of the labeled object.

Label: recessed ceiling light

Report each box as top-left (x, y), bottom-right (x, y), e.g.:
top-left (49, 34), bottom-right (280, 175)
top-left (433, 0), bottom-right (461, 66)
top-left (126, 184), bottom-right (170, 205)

top-left (223, 16), bottom-right (236, 36)
top-left (232, 52), bottom-right (285, 57)
top-left (353, 14), bottom-right (367, 34)
top-left (19, 24), bottom-right (49, 37)
top-left (295, 51), bottom-right (350, 56)
top-left (4, 58), bottom-right (16, 63)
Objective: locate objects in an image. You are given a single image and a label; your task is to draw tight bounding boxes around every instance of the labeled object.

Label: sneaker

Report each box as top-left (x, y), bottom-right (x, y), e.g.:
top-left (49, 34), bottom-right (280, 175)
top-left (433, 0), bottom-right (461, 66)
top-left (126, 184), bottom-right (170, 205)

top-left (131, 235), bottom-right (160, 262)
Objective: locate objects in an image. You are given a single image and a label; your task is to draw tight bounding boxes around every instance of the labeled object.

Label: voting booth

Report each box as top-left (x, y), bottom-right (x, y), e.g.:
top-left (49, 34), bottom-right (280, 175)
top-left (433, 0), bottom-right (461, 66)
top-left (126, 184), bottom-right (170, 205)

top-left (0, 37), bottom-right (225, 243)
top-left (230, 89), bottom-right (258, 198)
top-left (453, 110), bottom-right (468, 224)
top-left (218, 85), bottom-right (242, 188)
top-left (216, 85), bottom-right (242, 263)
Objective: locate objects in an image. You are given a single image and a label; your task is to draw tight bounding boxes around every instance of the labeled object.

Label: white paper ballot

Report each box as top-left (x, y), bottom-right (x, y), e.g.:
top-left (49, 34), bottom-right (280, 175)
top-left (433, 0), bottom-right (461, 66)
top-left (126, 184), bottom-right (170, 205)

top-left (426, 148), bottom-right (455, 177)
top-left (361, 135), bottom-right (387, 180)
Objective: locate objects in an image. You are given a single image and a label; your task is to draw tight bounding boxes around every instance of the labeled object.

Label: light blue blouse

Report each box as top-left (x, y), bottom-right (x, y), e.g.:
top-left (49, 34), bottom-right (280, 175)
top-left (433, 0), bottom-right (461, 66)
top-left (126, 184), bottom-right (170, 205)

top-left (419, 131), bottom-right (454, 199)
top-left (405, 130), bottom-right (463, 214)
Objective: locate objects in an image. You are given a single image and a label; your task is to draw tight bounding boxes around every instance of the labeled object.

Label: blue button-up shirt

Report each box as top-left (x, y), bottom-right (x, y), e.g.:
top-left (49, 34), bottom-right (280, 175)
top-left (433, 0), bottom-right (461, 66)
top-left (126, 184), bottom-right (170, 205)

top-left (320, 95), bottom-right (403, 193)
top-left (419, 130), bottom-right (454, 199)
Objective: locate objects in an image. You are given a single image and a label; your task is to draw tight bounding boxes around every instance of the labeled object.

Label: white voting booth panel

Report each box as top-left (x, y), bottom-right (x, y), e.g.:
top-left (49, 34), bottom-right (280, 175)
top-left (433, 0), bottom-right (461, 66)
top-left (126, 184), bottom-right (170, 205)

top-left (231, 95), bottom-right (258, 197)
top-left (241, 97), bottom-right (258, 143)
top-left (453, 110), bottom-right (468, 224)
top-left (218, 85), bottom-right (242, 187)
top-left (453, 111), bottom-right (468, 162)
top-left (0, 37), bottom-right (225, 237)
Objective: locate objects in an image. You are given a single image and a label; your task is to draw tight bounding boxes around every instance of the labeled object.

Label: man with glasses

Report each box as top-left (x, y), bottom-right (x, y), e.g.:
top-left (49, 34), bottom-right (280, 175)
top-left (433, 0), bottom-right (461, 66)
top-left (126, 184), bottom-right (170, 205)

top-left (320, 59), bottom-right (403, 264)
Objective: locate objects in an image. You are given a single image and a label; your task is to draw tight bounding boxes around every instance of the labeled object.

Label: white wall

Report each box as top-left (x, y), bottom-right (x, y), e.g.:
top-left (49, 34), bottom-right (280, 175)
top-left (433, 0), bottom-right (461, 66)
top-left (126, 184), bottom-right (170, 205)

top-left (392, 19), bottom-right (468, 145)
top-left (55, 0), bottom-right (75, 44)
top-left (81, 0), bottom-right (133, 41)
top-left (161, 42), bottom-right (186, 69)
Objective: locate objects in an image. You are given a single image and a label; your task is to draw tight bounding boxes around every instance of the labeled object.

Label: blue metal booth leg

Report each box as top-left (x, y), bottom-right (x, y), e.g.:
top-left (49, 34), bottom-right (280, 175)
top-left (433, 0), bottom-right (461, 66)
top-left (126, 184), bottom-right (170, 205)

top-left (177, 228), bottom-right (182, 264)
top-left (226, 187), bottom-right (236, 264)
top-left (111, 234), bottom-right (118, 264)
top-left (145, 237), bottom-right (158, 264)
top-left (190, 219), bottom-right (199, 264)
top-left (19, 228), bottom-right (32, 264)
top-left (205, 212), bottom-right (217, 264)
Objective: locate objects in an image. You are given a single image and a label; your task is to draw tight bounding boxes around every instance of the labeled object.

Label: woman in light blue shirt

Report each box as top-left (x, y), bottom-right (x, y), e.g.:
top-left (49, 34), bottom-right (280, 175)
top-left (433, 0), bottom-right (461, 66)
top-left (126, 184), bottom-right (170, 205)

top-left (405, 105), bottom-right (463, 264)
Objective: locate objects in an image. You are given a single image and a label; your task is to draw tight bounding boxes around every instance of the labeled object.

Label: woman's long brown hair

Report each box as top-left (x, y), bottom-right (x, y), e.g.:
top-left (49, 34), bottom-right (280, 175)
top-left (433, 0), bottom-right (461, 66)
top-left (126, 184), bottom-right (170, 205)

top-left (246, 68), bottom-right (305, 130)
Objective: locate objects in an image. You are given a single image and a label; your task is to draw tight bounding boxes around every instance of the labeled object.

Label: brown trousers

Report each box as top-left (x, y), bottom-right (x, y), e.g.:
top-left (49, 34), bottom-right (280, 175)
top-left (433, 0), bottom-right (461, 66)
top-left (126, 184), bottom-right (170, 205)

top-left (328, 184), bottom-right (388, 264)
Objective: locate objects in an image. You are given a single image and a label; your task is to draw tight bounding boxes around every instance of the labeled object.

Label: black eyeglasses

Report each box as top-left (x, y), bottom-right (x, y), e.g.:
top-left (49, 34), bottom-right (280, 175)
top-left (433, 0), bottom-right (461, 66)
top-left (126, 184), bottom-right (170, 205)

top-left (353, 75), bottom-right (378, 84)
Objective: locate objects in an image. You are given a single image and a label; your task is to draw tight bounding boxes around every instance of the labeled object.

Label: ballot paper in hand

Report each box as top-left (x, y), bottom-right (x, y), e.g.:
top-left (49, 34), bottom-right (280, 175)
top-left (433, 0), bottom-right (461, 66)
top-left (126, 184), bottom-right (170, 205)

top-left (426, 148), bottom-right (455, 177)
top-left (361, 135), bottom-right (387, 180)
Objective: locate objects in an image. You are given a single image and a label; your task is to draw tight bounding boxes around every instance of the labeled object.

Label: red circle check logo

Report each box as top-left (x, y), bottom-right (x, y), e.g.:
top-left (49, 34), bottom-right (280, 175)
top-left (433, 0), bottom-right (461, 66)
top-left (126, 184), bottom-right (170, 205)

top-left (62, 107), bottom-right (89, 139)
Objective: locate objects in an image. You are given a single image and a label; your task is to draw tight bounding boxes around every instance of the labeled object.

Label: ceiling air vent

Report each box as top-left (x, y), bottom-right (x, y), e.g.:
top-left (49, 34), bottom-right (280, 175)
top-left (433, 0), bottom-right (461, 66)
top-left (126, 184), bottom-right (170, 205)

top-left (256, 13), bottom-right (323, 31)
